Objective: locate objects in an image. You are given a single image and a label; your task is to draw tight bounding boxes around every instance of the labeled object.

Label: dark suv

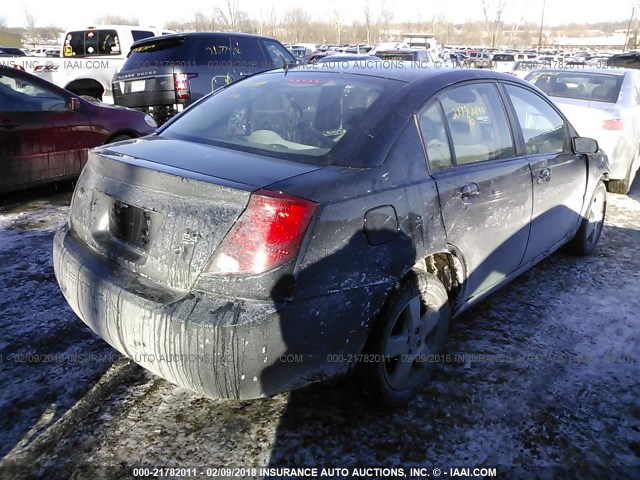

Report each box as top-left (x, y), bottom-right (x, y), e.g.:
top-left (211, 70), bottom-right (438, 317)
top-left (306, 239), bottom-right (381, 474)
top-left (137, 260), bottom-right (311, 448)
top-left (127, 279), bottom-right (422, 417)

top-left (113, 32), bottom-right (296, 124)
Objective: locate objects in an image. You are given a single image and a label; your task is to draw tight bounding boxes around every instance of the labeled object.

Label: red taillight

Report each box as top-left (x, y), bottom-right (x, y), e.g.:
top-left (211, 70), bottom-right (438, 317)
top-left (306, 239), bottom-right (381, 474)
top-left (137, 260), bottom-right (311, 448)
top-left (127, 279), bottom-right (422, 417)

top-left (174, 73), bottom-right (197, 100)
top-left (205, 190), bottom-right (317, 275)
top-left (603, 118), bottom-right (624, 130)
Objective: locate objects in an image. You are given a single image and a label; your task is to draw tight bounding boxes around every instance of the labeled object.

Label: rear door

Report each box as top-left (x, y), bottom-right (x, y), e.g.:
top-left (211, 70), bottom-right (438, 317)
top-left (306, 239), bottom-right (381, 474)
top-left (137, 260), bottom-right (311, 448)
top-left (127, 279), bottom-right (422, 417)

top-left (502, 83), bottom-right (587, 264)
top-left (417, 82), bottom-right (533, 302)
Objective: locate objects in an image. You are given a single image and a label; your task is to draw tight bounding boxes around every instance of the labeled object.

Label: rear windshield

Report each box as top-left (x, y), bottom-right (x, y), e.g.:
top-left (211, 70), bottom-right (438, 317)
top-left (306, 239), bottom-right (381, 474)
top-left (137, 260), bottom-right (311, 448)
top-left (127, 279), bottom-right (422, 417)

top-left (528, 71), bottom-right (623, 103)
top-left (160, 72), bottom-right (400, 165)
top-left (63, 30), bottom-right (121, 57)
top-left (121, 36), bottom-right (232, 71)
top-left (377, 52), bottom-right (416, 61)
top-left (493, 54), bottom-right (515, 62)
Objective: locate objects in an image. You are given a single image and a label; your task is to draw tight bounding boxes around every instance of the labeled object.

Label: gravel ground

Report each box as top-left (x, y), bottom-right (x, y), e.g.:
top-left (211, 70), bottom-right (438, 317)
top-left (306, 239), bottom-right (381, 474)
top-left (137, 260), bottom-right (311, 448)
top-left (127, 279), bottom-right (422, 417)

top-left (0, 182), bottom-right (638, 480)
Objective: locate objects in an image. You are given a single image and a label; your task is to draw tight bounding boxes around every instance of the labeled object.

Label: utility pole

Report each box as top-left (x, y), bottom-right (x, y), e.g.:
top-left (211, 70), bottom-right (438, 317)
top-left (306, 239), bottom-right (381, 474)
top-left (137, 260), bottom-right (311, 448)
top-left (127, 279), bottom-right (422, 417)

top-left (623, 5), bottom-right (635, 52)
top-left (537, 0), bottom-right (546, 54)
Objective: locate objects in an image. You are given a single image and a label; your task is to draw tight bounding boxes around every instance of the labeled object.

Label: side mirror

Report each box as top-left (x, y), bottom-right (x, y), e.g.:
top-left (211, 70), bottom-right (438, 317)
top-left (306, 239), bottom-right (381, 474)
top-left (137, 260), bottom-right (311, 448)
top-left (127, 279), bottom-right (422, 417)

top-left (69, 97), bottom-right (81, 111)
top-left (573, 136), bottom-right (599, 154)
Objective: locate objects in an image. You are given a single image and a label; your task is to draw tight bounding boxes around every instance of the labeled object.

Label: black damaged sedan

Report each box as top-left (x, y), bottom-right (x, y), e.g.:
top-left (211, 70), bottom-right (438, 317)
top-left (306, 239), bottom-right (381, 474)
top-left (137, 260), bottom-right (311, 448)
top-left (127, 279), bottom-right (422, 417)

top-left (53, 65), bottom-right (609, 406)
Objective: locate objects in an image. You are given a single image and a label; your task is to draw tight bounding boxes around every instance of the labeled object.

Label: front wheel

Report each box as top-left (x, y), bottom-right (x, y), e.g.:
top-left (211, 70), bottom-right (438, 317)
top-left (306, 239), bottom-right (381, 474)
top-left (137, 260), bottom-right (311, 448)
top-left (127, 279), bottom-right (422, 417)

top-left (566, 180), bottom-right (606, 255)
top-left (362, 271), bottom-right (450, 407)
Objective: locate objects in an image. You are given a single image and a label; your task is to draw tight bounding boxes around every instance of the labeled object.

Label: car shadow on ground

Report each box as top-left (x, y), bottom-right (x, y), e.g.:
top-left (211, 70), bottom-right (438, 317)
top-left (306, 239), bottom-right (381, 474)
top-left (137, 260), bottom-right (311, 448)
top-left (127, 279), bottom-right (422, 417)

top-left (263, 193), bottom-right (640, 468)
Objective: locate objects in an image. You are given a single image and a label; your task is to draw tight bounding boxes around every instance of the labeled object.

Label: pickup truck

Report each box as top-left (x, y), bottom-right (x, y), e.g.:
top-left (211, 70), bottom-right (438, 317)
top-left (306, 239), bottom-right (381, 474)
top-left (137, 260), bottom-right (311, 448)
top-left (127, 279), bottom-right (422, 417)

top-left (0, 25), bottom-right (173, 103)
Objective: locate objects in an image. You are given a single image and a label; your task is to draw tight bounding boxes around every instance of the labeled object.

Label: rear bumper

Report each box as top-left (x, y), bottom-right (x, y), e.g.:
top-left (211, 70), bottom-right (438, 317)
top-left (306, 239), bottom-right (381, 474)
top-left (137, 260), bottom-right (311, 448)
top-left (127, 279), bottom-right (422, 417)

top-left (53, 226), bottom-right (379, 399)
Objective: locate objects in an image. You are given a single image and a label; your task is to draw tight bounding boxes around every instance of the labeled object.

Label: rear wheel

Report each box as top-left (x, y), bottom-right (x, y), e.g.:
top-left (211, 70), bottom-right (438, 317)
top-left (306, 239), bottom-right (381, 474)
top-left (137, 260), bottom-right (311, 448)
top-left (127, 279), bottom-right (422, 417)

top-left (566, 180), bottom-right (606, 255)
top-left (362, 272), bottom-right (450, 407)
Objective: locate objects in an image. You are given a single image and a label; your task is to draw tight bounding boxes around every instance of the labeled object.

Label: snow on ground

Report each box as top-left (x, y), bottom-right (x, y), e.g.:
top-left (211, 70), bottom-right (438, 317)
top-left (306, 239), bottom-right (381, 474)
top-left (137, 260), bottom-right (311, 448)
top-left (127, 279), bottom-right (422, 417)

top-left (0, 183), bottom-right (638, 479)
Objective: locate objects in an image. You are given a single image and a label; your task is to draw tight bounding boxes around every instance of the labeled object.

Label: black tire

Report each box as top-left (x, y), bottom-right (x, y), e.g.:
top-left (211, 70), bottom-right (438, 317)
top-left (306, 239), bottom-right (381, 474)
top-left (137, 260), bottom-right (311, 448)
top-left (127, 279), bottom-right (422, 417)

top-left (566, 180), bottom-right (606, 255)
top-left (106, 135), bottom-right (134, 144)
top-left (362, 271), bottom-right (450, 407)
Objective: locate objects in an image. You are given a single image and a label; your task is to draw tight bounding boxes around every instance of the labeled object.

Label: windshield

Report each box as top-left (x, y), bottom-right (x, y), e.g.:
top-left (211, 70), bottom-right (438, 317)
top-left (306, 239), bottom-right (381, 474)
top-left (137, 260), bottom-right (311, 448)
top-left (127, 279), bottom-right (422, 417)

top-left (160, 72), bottom-right (400, 165)
top-left (528, 71), bottom-right (623, 103)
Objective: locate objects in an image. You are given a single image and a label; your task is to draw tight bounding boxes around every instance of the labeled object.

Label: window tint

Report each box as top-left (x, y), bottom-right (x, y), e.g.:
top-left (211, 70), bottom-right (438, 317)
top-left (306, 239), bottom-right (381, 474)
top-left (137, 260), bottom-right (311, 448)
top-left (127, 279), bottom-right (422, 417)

top-left (417, 102), bottom-right (452, 171)
top-left (439, 83), bottom-right (515, 164)
top-left (64, 30), bottom-right (121, 57)
top-left (505, 84), bottom-right (569, 155)
top-left (262, 40), bottom-right (295, 69)
top-left (527, 71), bottom-right (623, 103)
top-left (0, 72), bottom-right (67, 112)
top-left (231, 36), bottom-right (265, 67)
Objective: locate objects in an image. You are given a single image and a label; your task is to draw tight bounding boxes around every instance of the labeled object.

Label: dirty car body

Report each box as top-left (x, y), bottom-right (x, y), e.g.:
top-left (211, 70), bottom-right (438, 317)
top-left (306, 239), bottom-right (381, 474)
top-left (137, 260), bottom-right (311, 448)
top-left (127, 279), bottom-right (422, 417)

top-left (53, 67), bottom-right (609, 403)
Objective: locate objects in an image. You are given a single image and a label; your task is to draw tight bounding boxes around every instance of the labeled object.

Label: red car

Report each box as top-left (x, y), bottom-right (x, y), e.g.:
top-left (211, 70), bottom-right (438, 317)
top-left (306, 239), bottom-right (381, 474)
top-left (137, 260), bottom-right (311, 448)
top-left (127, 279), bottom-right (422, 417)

top-left (0, 65), bottom-right (157, 193)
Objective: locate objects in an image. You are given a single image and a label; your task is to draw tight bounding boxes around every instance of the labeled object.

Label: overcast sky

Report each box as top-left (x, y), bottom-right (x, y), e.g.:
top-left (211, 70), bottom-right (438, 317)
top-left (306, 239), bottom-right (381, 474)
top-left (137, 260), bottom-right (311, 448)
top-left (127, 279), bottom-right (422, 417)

top-left (4, 0), bottom-right (637, 29)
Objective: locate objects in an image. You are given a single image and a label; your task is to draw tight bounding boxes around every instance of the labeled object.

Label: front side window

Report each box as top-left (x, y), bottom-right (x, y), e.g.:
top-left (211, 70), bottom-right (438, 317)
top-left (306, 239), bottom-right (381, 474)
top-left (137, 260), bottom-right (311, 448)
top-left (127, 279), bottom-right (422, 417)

top-left (0, 72), bottom-right (67, 112)
top-left (439, 83), bottom-right (515, 164)
top-left (160, 72), bottom-right (398, 165)
top-left (505, 84), bottom-right (569, 155)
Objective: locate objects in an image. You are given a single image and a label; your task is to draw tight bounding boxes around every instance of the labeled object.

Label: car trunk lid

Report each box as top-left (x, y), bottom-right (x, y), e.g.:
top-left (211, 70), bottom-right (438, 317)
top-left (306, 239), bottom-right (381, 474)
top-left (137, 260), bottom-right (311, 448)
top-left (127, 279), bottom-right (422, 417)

top-left (69, 137), bottom-right (320, 292)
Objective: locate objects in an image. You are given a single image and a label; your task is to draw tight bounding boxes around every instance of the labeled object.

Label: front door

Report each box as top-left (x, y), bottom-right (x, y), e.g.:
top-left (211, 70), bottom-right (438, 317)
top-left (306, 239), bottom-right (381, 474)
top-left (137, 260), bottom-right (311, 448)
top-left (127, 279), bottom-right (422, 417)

top-left (417, 82), bottom-right (533, 302)
top-left (503, 84), bottom-right (587, 264)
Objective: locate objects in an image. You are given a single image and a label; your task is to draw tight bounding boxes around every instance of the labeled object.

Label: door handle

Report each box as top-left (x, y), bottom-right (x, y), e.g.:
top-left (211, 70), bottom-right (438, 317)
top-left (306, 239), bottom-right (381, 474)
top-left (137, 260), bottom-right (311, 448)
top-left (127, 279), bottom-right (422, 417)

top-left (460, 182), bottom-right (479, 199)
top-left (538, 167), bottom-right (552, 184)
top-left (0, 121), bottom-right (19, 129)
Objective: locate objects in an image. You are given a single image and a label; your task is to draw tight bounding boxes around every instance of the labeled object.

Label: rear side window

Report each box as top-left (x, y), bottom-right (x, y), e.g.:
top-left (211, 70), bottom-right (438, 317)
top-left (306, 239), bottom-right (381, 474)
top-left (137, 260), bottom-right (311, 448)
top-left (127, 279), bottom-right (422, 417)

top-left (417, 102), bottom-right (452, 171)
top-left (231, 36), bottom-right (265, 67)
top-left (505, 85), bottom-right (569, 155)
top-left (64, 30), bottom-right (121, 57)
top-left (132, 30), bottom-right (156, 42)
top-left (493, 54), bottom-right (515, 62)
top-left (439, 83), bottom-right (515, 164)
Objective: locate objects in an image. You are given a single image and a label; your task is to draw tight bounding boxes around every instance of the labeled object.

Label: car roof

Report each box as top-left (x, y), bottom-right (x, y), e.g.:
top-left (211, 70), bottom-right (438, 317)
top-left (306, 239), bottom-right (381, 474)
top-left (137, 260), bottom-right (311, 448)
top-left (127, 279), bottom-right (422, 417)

top-left (528, 68), bottom-right (627, 76)
top-left (283, 63), bottom-right (531, 86)
top-left (133, 31), bottom-right (276, 43)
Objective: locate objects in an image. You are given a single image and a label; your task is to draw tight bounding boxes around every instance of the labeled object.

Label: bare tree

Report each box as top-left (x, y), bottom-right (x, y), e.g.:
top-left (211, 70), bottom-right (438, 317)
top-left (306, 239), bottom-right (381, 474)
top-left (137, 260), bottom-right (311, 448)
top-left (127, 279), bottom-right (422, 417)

top-left (481, 0), bottom-right (507, 47)
top-left (331, 10), bottom-right (344, 44)
top-left (94, 15), bottom-right (140, 26)
top-left (215, 0), bottom-right (254, 31)
top-left (284, 8), bottom-right (311, 43)
top-left (364, 2), bottom-right (373, 44)
top-left (24, 8), bottom-right (38, 47)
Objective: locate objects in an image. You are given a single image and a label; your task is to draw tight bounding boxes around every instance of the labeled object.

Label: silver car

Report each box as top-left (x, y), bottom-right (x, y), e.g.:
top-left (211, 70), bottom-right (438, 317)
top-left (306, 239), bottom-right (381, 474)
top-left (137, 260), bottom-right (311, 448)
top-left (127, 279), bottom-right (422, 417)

top-left (525, 68), bottom-right (640, 194)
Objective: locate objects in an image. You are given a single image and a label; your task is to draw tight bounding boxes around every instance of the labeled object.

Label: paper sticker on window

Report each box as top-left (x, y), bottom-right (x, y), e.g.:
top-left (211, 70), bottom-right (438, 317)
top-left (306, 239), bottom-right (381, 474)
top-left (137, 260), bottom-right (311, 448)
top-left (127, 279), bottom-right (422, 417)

top-left (63, 45), bottom-right (73, 57)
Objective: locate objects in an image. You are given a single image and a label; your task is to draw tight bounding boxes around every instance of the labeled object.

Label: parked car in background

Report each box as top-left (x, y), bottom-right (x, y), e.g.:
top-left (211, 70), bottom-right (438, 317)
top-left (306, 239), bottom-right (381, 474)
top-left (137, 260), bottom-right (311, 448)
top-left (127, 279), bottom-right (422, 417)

top-left (0, 46), bottom-right (27, 57)
top-left (509, 60), bottom-right (552, 78)
top-left (375, 48), bottom-right (434, 62)
top-left (112, 32), bottom-right (296, 125)
top-left (54, 66), bottom-right (608, 407)
top-left (313, 54), bottom-right (381, 64)
top-left (4, 25), bottom-right (173, 103)
top-left (491, 53), bottom-right (516, 72)
top-left (526, 68), bottom-right (640, 194)
top-left (0, 65), bottom-right (156, 193)
top-left (466, 50), bottom-right (493, 68)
